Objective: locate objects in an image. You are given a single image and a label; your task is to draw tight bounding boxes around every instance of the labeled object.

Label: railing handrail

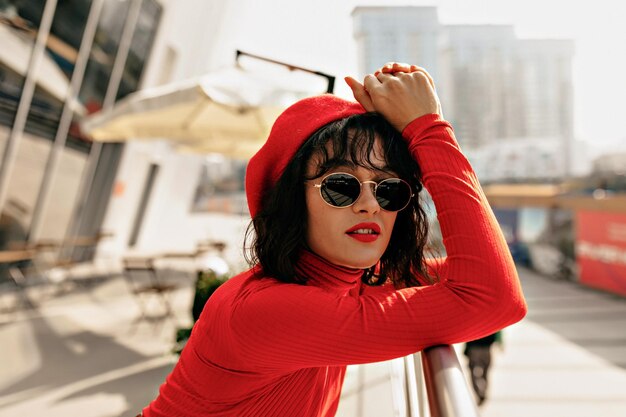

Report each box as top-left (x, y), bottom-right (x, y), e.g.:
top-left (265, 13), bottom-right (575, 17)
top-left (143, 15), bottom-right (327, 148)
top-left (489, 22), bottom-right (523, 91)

top-left (418, 345), bottom-right (480, 417)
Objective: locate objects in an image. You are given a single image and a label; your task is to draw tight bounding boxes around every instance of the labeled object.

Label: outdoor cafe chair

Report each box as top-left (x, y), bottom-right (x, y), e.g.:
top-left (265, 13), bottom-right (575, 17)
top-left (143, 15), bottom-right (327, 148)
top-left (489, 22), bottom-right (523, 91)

top-left (122, 256), bottom-right (180, 322)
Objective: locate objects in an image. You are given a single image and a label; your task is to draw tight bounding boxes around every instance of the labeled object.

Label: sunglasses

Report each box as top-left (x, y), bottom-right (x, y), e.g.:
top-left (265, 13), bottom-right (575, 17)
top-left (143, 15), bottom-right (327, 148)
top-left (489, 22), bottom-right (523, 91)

top-left (312, 172), bottom-right (414, 212)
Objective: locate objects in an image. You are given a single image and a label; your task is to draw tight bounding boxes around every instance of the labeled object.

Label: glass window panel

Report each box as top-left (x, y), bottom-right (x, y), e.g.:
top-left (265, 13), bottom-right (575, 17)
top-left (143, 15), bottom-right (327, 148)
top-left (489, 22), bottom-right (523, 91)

top-left (37, 144), bottom-right (89, 240)
top-left (4, 131), bottom-right (50, 232)
top-left (1, 1), bottom-right (92, 143)
top-left (0, 0), bottom-right (48, 251)
top-left (115, 0), bottom-right (162, 101)
top-left (78, 0), bottom-right (132, 113)
top-left (0, 0), bottom-right (45, 146)
top-left (191, 157), bottom-right (249, 216)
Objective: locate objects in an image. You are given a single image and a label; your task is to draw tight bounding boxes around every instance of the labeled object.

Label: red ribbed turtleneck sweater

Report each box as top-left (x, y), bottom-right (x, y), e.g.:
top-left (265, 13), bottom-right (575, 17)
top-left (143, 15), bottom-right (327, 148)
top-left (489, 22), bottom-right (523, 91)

top-left (142, 114), bottom-right (527, 417)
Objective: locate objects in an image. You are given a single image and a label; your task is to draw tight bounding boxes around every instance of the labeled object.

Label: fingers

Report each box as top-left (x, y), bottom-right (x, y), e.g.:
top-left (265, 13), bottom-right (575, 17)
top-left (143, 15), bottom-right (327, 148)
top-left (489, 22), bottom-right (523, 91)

top-left (375, 71), bottom-right (430, 92)
top-left (363, 74), bottom-right (382, 93)
top-left (412, 67), bottom-right (436, 90)
top-left (344, 76), bottom-right (375, 112)
top-left (381, 62), bottom-right (412, 73)
top-left (375, 72), bottom-right (396, 83)
top-left (375, 63), bottom-right (411, 76)
top-left (358, 65), bottom-right (442, 131)
top-left (397, 66), bottom-right (436, 90)
top-left (375, 63), bottom-right (436, 90)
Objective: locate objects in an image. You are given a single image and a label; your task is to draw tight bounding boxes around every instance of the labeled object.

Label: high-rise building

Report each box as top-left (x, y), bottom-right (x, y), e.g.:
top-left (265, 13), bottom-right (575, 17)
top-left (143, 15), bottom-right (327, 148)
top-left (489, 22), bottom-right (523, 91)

top-left (351, 6), bottom-right (575, 175)
top-left (442, 24), bottom-right (519, 147)
top-left (352, 6), bottom-right (441, 81)
top-left (516, 40), bottom-right (575, 138)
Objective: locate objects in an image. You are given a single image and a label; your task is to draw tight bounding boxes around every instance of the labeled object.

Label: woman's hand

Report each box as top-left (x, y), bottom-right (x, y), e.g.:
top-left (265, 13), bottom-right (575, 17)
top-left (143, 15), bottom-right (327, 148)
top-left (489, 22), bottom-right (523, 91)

top-left (345, 62), bottom-right (441, 132)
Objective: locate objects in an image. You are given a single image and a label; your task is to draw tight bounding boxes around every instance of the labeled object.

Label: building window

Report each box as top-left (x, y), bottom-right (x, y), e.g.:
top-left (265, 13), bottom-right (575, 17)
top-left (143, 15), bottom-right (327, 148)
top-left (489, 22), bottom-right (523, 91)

top-left (191, 156), bottom-right (248, 216)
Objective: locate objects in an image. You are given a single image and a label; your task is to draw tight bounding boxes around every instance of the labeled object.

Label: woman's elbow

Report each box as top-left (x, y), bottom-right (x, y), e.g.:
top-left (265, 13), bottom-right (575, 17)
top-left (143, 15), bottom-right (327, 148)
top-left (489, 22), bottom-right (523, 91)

top-left (510, 296), bottom-right (528, 323)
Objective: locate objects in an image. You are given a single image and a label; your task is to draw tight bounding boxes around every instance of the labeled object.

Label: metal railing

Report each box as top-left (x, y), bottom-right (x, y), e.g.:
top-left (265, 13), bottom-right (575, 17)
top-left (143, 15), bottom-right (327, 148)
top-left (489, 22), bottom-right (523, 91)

top-left (419, 345), bottom-right (480, 417)
top-left (392, 345), bottom-right (480, 417)
top-left (338, 343), bottom-right (479, 417)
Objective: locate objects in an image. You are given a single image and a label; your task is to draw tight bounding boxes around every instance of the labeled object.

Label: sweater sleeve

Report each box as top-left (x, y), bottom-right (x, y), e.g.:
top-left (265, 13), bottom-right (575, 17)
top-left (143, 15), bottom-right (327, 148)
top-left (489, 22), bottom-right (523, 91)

top-left (229, 114), bottom-right (527, 371)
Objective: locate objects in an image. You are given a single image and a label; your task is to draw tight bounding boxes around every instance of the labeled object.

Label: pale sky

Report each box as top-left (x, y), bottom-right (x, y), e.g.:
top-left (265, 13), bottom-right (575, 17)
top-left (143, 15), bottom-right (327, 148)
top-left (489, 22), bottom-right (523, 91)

top-left (215, 0), bottom-right (626, 150)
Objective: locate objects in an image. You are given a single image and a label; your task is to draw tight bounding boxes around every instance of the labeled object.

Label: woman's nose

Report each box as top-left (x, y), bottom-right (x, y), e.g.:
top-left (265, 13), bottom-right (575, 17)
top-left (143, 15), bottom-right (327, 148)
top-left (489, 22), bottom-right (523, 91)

top-left (352, 183), bottom-right (380, 214)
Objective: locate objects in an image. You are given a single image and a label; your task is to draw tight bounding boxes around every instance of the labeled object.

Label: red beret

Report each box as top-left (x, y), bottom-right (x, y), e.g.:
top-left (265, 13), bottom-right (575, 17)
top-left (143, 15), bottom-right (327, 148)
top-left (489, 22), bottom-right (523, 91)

top-left (245, 94), bottom-right (366, 217)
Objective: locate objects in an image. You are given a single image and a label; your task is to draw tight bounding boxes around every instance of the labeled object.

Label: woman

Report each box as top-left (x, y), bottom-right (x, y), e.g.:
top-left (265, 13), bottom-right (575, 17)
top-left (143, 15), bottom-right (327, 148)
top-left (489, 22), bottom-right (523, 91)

top-left (139, 63), bottom-right (527, 417)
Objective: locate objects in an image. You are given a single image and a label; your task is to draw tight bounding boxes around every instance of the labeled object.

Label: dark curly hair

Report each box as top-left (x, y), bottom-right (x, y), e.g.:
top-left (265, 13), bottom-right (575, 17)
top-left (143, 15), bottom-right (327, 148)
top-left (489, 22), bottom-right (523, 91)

top-left (245, 112), bottom-right (435, 288)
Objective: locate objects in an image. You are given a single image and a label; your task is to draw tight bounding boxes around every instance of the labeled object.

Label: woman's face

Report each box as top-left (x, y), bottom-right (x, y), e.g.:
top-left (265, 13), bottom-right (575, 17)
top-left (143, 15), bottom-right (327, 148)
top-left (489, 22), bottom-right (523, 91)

top-left (304, 138), bottom-right (398, 269)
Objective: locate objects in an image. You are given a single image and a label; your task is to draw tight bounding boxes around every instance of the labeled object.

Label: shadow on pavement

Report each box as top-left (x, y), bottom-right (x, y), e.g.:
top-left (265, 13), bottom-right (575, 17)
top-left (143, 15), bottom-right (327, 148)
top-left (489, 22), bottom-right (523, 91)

top-left (0, 313), bottom-right (173, 410)
top-left (57, 363), bottom-right (172, 417)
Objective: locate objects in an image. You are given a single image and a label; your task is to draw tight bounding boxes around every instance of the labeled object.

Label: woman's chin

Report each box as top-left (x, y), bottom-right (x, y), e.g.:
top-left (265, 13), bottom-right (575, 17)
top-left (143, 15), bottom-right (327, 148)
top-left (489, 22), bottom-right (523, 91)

top-left (332, 257), bottom-right (379, 270)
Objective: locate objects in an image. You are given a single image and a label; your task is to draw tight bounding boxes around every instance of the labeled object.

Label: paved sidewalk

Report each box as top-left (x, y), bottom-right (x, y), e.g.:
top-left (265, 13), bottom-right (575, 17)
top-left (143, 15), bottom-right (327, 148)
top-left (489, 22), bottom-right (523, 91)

top-left (479, 267), bottom-right (626, 417)
top-left (0, 273), bottom-right (194, 417)
top-left (0, 266), bottom-right (625, 417)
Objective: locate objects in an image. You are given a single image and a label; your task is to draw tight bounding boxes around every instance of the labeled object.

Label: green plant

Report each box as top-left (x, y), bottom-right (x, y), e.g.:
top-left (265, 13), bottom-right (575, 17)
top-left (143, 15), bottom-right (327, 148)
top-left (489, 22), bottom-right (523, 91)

top-left (173, 269), bottom-right (228, 355)
top-left (192, 269), bottom-right (229, 321)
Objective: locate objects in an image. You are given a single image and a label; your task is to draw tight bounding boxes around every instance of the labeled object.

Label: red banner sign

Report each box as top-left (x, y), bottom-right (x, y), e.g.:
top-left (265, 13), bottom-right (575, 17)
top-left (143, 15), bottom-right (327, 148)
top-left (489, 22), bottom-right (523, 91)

top-left (576, 211), bottom-right (626, 296)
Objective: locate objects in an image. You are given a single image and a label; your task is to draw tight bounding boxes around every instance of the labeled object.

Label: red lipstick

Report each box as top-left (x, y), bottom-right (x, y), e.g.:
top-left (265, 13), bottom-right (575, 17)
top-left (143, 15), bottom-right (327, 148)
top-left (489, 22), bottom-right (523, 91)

top-left (345, 222), bottom-right (381, 243)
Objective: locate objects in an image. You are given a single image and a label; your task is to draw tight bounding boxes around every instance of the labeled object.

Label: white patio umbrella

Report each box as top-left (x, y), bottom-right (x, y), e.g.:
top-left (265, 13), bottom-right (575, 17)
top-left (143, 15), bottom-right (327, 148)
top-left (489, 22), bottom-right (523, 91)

top-left (81, 65), bottom-right (319, 158)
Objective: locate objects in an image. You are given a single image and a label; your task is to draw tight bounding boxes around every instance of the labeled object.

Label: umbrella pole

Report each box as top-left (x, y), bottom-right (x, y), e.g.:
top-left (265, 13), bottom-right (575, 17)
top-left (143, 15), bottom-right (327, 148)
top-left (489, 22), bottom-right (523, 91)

top-left (235, 50), bottom-right (336, 94)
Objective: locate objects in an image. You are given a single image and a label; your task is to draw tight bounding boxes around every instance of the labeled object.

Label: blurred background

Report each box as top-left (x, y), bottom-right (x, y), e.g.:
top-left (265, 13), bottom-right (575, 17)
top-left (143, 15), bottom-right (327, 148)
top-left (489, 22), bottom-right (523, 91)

top-left (1, 0), bottom-right (625, 416)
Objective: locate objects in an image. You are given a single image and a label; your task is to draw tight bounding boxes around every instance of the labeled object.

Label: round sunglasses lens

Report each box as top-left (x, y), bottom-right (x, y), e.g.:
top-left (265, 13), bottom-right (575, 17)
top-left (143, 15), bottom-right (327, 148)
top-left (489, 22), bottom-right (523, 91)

top-left (376, 179), bottom-right (412, 211)
top-left (321, 174), bottom-right (361, 207)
